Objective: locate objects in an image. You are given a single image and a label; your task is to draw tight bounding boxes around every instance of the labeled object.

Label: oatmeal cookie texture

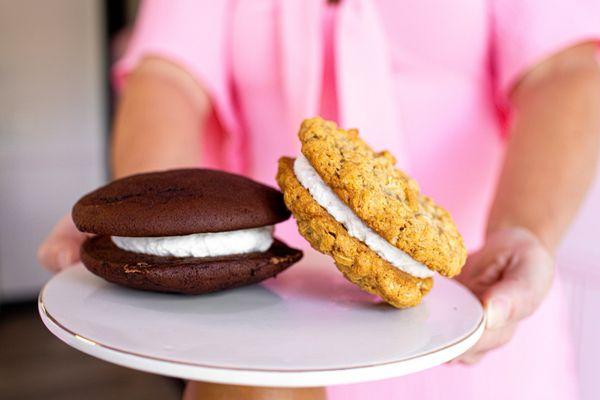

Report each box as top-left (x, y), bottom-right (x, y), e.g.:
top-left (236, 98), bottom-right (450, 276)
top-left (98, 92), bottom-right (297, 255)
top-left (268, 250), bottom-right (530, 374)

top-left (277, 157), bottom-right (432, 308)
top-left (297, 117), bottom-right (466, 277)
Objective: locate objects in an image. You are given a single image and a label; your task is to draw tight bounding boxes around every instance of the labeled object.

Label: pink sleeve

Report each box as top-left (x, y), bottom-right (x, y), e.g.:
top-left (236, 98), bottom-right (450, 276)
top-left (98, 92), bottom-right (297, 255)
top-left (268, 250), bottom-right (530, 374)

top-left (113, 0), bottom-right (239, 142)
top-left (492, 0), bottom-right (600, 99)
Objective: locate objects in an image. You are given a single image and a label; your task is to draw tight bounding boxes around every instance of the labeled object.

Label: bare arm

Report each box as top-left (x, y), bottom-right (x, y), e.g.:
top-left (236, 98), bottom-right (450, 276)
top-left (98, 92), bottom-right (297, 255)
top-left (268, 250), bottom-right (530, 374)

top-left (488, 43), bottom-right (600, 251)
top-left (112, 57), bottom-right (210, 178)
top-left (458, 42), bottom-right (600, 363)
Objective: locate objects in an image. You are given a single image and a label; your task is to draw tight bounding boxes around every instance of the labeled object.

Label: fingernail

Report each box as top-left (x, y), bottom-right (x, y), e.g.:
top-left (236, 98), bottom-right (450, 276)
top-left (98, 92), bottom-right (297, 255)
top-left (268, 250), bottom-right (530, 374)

top-left (486, 297), bottom-right (511, 329)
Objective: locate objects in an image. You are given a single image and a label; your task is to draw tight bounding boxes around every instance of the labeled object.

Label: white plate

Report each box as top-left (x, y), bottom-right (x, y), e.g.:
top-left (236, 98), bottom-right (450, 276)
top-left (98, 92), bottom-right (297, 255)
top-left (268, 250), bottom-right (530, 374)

top-left (39, 251), bottom-right (484, 387)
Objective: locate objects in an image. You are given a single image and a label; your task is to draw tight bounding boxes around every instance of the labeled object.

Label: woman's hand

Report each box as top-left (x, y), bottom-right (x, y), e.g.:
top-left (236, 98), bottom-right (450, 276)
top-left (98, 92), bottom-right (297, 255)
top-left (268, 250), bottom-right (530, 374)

top-left (37, 214), bottom-right (87, 272)
top-left (455, 227), bottom-right (554, 364)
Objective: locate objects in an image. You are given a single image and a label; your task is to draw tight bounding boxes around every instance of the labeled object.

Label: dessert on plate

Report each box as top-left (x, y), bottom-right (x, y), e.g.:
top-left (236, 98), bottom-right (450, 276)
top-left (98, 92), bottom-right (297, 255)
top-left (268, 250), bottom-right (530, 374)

top-left (72, 169), bottom-right (302, 294)
top-left (277, 117), bottom-right (466, 308)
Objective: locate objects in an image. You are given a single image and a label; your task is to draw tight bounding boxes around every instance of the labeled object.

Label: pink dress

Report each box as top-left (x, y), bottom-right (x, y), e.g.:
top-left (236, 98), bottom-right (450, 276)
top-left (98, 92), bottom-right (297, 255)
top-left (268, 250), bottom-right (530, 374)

top-left (115, 1), bottom-right (600, 398)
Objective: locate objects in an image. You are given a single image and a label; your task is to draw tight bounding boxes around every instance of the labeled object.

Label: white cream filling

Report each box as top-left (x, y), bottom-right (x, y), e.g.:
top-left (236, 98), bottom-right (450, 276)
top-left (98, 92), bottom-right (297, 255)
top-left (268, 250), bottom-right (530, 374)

top-left (294, 154), bottom-right (434, 278)
top-left (112, 226), bottom-right (274, 258)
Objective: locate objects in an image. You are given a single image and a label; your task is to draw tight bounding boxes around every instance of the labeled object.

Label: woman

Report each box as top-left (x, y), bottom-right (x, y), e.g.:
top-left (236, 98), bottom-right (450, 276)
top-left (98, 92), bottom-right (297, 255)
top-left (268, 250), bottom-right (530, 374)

top-left (39, 1), bottom-right (600, 399)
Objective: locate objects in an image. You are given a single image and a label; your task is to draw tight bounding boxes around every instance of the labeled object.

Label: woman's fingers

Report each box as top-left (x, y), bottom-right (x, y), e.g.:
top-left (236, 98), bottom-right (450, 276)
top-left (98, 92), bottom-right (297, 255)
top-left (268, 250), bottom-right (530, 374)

top-left (37, 241), bottom-right (75, 272)
top-left (482, 240), bottom-right (554, 329)
top-left (453, 227), bottom-right (555, 364)
top-left (37, 214), bottom-right (87, 272)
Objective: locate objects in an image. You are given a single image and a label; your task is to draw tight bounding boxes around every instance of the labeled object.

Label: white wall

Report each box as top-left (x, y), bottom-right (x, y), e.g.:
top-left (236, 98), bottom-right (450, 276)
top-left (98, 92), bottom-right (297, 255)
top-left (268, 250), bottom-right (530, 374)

top-left (0, 0), bottom-right (105, 300)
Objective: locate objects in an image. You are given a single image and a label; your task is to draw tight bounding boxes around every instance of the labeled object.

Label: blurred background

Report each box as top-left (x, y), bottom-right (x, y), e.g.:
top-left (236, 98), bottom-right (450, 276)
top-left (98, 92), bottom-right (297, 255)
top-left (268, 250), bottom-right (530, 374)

top-left (0, 1), bottom-right (180, 399)
top-left (0, 1), bottom-right (598, 399)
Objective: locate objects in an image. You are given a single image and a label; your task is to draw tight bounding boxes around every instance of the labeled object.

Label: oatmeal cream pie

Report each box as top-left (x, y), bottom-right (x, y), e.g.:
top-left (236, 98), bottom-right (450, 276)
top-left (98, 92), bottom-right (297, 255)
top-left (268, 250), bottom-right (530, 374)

top-left (276, 117), bottom-right (466, 308)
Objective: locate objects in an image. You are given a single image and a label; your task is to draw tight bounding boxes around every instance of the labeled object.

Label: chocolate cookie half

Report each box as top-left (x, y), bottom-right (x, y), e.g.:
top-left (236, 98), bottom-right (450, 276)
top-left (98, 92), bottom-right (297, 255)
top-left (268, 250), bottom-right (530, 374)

top-left (73, 169), bottom-right (302, 294)
top-left (81, 236), bottom-right (301, 294)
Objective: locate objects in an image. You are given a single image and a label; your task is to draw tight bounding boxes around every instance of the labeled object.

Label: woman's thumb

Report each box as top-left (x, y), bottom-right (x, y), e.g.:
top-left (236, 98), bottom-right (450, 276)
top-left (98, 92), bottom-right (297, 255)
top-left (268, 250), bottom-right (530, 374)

top-left (38, 214), bottom-right (85, 272)
top-left (483, 247), bottom-right (553, 329)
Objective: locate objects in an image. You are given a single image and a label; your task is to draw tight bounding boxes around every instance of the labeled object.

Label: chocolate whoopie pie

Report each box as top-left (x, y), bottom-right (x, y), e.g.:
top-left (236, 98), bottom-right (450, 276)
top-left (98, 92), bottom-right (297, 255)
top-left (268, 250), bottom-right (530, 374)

top-left (72, 169), bottom-right (303, 294)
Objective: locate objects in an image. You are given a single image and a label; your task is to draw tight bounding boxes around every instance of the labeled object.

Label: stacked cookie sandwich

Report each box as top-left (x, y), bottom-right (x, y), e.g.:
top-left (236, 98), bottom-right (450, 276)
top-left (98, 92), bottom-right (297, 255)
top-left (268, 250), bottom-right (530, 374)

top-left (277, 118), bottom-right (466, 308)
top-left (73, 169), bottom-right (302, 294)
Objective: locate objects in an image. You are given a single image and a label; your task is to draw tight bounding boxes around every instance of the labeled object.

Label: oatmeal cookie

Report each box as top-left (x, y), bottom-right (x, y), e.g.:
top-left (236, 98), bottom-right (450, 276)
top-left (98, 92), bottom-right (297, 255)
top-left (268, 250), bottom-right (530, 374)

top-left (298, 117), bottom-right (466, 277)
top-left (277, 157), bottom-right (432, 308)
